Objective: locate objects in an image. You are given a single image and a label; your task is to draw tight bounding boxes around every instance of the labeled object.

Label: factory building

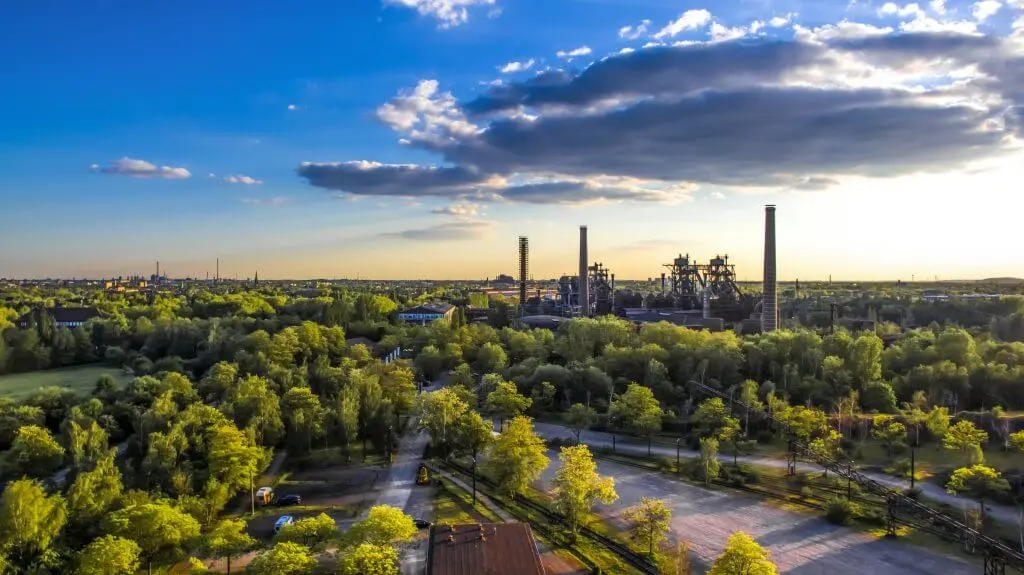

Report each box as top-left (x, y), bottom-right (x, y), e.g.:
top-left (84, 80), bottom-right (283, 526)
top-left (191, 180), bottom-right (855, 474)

top-left (397, 303), bottom-right (455, 325)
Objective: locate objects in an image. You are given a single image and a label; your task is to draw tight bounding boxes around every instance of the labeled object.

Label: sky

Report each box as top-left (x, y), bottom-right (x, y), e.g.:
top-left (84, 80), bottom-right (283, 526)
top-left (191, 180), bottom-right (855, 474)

top-left (1, 0), bottom-right (1022, 281)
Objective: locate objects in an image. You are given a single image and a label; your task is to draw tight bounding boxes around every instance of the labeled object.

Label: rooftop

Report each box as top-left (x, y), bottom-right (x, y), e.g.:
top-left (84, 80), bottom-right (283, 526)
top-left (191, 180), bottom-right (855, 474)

top-left (427, 523), bottom-right (545, 575)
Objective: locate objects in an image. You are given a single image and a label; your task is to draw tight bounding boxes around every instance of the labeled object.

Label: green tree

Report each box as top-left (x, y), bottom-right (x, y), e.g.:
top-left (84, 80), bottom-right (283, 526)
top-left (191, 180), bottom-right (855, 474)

top-left (608, 383), bottom-right (664, 455)
top-left (207, 423), bottom-right (270, 503)
top-left (946, 465), bottom-right (1010, 523)
top-left (738, 380), bottom-right (763, 437)
top-left (76, 535), bottom-right (141, 575)
top-left (551, 445), bottom-right (618, 538)
top-left (281, 387), bottom-right (323, 453)
top-left (414, 345), bottom-right (445, 381)
top-left (0, 479), bottom-right (67, 571)
top-left (692, 398), bottom-right (740, 442)
top-left (925, 406), bottom-right (950, 444)
top-left (340, 543), bottom-right (399, 575)
top-left (226, 375), bottom-right (284, 447)
top-left (275, 513), bottom-right (337, 549)
top-left (699, 437), bottom-right (721, 487)
top-left (67, 418), bottom-right (110, 470)
top-left (564, 403), bottom-right (597, 445)
top-left (482, 416), bottom-right (550, 500)
top-left (1010, 430), bottom-right (1024, 452)
top-left (870, 416), bottom-right (907, 456)
top-left (453, 410), bottom-right (493, 460)
top-left (486, 381), bottom-right (532, 430)
top-left (245, 541), bottom-right (316, 575)
top-left (103, 503), bottom-right (201, 575)
top-left (345, 505), bottom-right (416, 547)
top-left (862, 381), bottom-right (898, 414)
top-left (474, 342), bottom-right (508, 374)
top-left (417, 388), bottom-right (469, 458)
top-left (623, 497), bottom-right (672, 558)
top-left (202, 519), bottom-right (255, 574)
top-left (7, 424), bottom-right (65, 478)
top-left (850, 333), bottom-right (883, 386)
top-left (68, 451), bottom-right (123, 525)
top-left (708, 532), bottom-right (777, 575)
top-left (337, 385), bottom-right (361, 461)
top-left (943, 420), bottom-right (988, 465)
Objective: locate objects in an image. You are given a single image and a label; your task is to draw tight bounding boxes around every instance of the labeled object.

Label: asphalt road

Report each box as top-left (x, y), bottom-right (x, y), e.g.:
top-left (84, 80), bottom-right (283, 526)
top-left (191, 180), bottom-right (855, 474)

top-left (530, 421), bottom-right (1020, 525)
top-left (536, 454), bottom-right (976, 575)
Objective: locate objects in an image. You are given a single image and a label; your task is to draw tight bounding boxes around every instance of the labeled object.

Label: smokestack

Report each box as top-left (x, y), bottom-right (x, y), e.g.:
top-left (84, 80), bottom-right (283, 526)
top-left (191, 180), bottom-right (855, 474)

top-left (762, 205), bottom-right (778, 332)
top-left (660, 272), bottom-right (666, 293)
top-left (579, 226), bottom-right (590, 317)
top-left (156, 261), bottom-right (160, 279)
top-left (518, 236), bottom-right (529, 314)
top-left (216, 258), bottom-right (220, 282)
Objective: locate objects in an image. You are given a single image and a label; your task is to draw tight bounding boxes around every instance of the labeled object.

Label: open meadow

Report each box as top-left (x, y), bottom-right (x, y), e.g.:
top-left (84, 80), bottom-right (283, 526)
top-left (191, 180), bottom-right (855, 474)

top-left (0, 365), bottom-right (131, 401)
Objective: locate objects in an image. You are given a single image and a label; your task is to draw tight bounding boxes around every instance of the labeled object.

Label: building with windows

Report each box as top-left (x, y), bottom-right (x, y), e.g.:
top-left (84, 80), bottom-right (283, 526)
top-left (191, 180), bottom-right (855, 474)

top-left (397, 303), bottom-right (455, 325)
top-left (17, 307), bottom-right (100, 329)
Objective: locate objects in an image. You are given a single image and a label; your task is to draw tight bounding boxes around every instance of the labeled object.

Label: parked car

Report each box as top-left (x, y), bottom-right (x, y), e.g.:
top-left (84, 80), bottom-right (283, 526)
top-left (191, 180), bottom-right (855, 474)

top-left (256, 487), bottom-right (274, 505)
top-left (274, 515), bottom-right (294, 533)
top-left (414, 518), bottom-right (432, 529)
top-left (275, 494), bottom-right (302, 506)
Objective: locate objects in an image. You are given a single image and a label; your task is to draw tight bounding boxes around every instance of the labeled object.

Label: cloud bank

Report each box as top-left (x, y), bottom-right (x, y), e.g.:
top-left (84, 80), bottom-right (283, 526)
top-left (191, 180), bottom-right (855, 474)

top-left (384, 0), bottom-right (496, 28)
top-left (299, 14), bottom-right (1024, 207)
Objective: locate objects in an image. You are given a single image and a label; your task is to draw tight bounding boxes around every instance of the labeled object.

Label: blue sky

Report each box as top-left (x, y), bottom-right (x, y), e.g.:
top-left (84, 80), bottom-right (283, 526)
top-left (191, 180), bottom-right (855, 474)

top-left (1, 0), bottom-right (1022, 280)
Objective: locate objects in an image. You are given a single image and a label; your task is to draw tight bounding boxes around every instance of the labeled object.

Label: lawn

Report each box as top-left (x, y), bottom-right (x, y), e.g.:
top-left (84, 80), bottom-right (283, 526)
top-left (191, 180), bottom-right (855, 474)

top-left (0, 365), bottom-right (132, 401)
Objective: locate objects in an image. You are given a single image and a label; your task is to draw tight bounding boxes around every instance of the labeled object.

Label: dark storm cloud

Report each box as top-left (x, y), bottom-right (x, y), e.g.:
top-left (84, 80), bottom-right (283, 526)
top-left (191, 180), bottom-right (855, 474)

top-left (829, 32), bottom-right (1001, 64)
top-left (296, 161), bottom-right (487, 197)
top-left (463, 41), bottom-right (823, 116)
top-left (380, 221), bottom-right (493, 241)
top-left (444, 86), bottom-right (1008, 186)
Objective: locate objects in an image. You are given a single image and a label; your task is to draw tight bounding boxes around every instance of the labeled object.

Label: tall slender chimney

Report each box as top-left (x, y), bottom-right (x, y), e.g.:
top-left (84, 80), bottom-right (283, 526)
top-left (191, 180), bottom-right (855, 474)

top-left (518, 237), bottom-right (529, 314)
top-left (156, 261), bottom-right (160, 279)
top-left (762, 205), bottom-right (778, 332)
top-left (579, 226), bottom-right (590, 317)
top-left (660, 272), bottom-right (666, 293)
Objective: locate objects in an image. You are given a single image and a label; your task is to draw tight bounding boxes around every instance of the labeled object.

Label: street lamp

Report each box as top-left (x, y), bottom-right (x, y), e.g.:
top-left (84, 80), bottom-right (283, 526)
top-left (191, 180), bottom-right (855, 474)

top-left (676, 438), bottom-right (681, 475)
top-left (472, 452), bottom-right (479, 506)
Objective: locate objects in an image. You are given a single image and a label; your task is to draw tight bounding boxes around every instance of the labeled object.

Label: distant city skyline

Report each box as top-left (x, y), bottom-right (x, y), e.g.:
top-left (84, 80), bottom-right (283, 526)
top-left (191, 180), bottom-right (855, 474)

top-left (2, 0), bottom-right (1022, 282)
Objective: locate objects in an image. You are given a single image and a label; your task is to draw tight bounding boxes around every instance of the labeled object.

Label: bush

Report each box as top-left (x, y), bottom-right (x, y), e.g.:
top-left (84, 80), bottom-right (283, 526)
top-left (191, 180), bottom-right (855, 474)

top-left (825, 499), bottom-right (861, 526)
top-left (904, 487), bottom-right (922, 500)
top-left (756, 430), bottom-right (775, 444)
top-left (839, 438), bottom-right (856, 453)
top-left (800, 486), bottom-right (814, 499)
top-left (789, 472), bottom-right (812, 488)
top-left (885, 458), bottom-right (912, 479)
top-left (858, 507), bottom-right (887, 526)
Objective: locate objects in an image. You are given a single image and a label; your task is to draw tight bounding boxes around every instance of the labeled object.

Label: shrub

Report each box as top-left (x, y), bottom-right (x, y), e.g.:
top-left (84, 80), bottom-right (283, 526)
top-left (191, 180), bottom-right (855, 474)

top-left (800, 486), bottom-right (814, 499)
top-left (904, 487), bottom-right (922, 500)
top-left (885, 459), bottom-right (912, 479)
top-left (825, 499), bottom-right (861, 526)
top-left (858, 507), bottom-right (887, 526)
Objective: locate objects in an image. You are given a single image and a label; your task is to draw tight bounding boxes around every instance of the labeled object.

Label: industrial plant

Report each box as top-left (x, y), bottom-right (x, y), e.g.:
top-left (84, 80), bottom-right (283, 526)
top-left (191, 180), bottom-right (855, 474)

top-left (520, 205), bottom-right (780, 333)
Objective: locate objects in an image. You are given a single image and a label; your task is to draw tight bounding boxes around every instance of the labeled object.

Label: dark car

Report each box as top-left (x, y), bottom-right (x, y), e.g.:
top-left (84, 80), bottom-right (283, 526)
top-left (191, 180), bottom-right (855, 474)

top-left (414, 518), bottom-right (432, 529)
top-left (275, 494), bottom-right (302, 506)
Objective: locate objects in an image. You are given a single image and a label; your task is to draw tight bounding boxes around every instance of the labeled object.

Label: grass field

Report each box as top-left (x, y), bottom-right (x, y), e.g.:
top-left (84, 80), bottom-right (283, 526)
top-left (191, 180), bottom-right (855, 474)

top-left (0, 365), bottom-right (132, 401)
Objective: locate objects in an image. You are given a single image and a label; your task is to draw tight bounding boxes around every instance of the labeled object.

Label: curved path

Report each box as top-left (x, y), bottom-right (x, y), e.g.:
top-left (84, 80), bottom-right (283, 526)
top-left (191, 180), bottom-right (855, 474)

top-left (530, 421), bottom-right (1021, 526)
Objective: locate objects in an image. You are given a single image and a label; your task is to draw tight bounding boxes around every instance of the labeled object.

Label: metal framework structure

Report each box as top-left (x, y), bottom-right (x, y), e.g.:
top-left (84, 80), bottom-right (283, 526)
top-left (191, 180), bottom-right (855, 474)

top-left (703, 254), bottom-right (743, 306)
top-left (663, 253), bottom-right (704, 309)
top-left (589, 262), bottom-right (614, 316)
top-left (687, 378), bottom-right (1024, 575)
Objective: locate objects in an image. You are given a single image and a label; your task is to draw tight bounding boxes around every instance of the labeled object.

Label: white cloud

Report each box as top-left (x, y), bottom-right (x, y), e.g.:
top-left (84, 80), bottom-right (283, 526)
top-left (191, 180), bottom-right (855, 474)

top-left (498, 59), bottom-right (535, 73)
top-left (225, 174), bottom-right (263, 185)
top-left (556, 45), bottom-right (592, 59)
top-left (795, 21), bottom-right (894, 41)
top-left (930, 0), bottom-right (947, 14)
top-left (654, 9), bottom-right (712, 39)
top-left (972, 0), bottom-right (1001, 20)
top-left (287, 104), bottom-right (298, 111)
top-left (710, 22), bottom-right (749, 42)
top-left (241, 197), bottom-right (287, 205)
top-left (878, 2), bottom-right (926, 17)
top-left (430, 202), bottom-right (480, 217)
top-left (383, 0), bottom-right (496, 28)
top-left (92, 157), bottom-right (191, 180)
top-left (711, 191), bottom-right (727, 200)
top-left (618, 19), bottom-right (651, 40)
top-left (207, 172), bottom-right (217, 178)
top-left (375, 79), bottom-right (479, 144)
top-left (768, 13), bottom-right (796, 27)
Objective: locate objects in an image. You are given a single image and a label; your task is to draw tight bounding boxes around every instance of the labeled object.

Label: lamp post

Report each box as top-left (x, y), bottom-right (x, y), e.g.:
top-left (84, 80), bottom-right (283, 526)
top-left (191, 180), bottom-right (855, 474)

top-left (676, 438), bottom-right (681, 475)
top-left (472, 452), bottom-right (479, 506)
